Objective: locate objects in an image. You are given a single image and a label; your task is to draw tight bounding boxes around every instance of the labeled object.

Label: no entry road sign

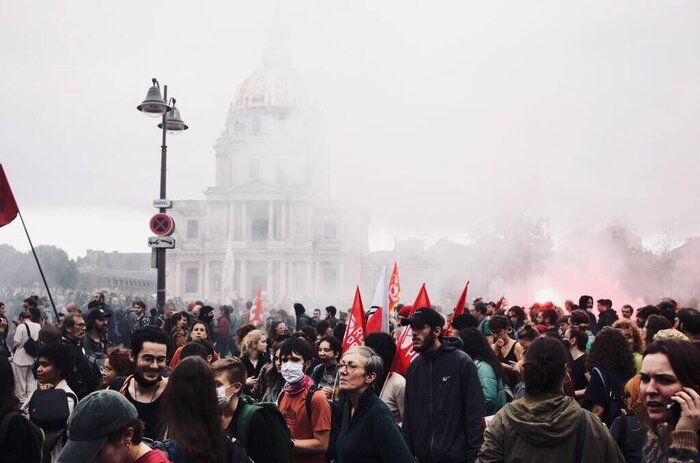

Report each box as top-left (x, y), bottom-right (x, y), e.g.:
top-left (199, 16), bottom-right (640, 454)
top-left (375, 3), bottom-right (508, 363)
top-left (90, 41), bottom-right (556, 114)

top-left (149, 213), bottom-right (175, 236)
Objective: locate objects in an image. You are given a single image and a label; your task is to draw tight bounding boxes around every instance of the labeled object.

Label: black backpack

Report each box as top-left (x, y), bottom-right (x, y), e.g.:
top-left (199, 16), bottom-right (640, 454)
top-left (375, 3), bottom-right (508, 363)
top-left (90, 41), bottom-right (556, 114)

top-left (592, 367), bottom-right (626, 427)
top-left (28, 388), bottom-right (77, 432)
top-left (303, 387), bottom-right (341, 462)
top-left (0, 412), bottom-right (49, 463)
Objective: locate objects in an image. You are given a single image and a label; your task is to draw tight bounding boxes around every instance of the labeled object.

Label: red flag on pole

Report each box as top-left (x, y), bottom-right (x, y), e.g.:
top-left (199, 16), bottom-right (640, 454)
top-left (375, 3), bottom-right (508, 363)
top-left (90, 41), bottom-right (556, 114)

top-left (391, 283), bottom-right (432, 375)
top-left (250, 288), bottom-right (264, 327)
top-left (446, 281), bottom-right (469, 336)
top-left (342, 286), bottom-right (366, 352)
top-left (366, 266), bottom-right (389, 334)
top-left (387, 262), bottom-right (400, 317)
top-left (0, 165), bottom-right (19, 228)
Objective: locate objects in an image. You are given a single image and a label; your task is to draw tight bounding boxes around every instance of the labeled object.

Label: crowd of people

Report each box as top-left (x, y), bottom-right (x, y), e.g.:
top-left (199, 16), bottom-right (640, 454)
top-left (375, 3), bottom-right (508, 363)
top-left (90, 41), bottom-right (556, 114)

top-left (0, 290), bottom-right (699, 463)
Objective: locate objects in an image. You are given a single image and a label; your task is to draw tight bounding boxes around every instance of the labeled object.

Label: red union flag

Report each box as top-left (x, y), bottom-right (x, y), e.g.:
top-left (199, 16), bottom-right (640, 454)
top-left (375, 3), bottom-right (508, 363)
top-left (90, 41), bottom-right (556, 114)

top-left (387, 262), bottom-right (400, 317)
top-left (342, 286), bottom-right (366, 352)
top-left (0, 165), bottom-right (19, 228)
top-left (391, 283), bottom-right (432, 375)
top-left (250, 288), bottom-right (264, 327)
top-left (446, 281), bottom-right (469, 336)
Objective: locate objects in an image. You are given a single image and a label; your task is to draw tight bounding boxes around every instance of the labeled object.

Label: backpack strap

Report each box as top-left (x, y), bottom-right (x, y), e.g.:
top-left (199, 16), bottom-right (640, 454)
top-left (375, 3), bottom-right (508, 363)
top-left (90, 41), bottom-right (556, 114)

top-left (304, 387), bottom-right (317, 423)
top-left (118, 375), bottom-right (134, 396)
top-left (574, 410), bottom-right (586, 463)
top-left (593, 367), bottom-right (606, 391)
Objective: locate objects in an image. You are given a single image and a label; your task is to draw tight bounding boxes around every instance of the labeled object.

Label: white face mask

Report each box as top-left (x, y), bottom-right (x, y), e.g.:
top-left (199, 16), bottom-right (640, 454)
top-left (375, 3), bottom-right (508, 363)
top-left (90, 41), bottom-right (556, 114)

top-left (216, 385), bottom-right (233, 408)
top-left (281, 362), bottom-right (305, 384)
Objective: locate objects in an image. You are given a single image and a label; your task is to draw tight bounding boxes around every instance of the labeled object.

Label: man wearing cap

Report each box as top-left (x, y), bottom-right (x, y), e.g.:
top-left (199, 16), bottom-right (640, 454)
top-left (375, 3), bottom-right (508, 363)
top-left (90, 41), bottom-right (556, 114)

top-left (85, 308), bottom-right (110, 355)
top-left (401, 307), bottom-right (485, 463)
top-left (57, 390), bottom-right (170, 463)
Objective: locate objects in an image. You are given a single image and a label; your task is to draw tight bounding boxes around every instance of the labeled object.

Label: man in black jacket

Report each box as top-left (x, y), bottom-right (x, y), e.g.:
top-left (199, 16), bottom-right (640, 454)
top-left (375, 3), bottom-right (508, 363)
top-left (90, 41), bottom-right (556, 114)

top-left (401, 307), bottom-right (485, 463)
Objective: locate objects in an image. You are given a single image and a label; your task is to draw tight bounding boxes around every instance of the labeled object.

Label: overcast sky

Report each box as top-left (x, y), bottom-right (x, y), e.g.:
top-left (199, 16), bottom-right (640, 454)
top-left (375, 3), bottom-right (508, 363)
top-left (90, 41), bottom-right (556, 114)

top-left (1, 1), bottom-right (698, 260)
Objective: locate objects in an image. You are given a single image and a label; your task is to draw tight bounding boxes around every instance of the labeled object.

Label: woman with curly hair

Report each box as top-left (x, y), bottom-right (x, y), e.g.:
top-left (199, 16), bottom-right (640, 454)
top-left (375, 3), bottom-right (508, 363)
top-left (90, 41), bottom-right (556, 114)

top-left (585, 327), bottom-right (636, 427)
top-left (613, 319), bottom-right (645, 373)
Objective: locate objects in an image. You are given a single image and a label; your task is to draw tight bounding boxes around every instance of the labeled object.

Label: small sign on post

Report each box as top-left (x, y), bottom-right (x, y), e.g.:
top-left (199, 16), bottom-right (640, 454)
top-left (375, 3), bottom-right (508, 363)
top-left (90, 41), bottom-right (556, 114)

top-left (148, 236), bottom-right (176, 249)
top-left (149, 213), bottom-right (175, 236)
top-left (153, 199), bottom-right (173, 209)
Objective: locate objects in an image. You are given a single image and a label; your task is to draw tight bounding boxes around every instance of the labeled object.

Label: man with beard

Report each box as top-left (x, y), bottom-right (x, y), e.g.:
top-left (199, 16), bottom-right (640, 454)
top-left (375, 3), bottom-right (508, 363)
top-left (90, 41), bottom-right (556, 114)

top-left (85, 308), bottom-right (110, 355)
top-left (401, 307), bottom-right (485, 463)
top-left (111, 326), bottom-right (170, 439)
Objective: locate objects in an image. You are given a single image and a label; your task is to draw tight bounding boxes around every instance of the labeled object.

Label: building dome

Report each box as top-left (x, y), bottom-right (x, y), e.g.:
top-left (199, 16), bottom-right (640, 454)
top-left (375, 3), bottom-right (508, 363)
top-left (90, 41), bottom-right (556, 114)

top-left (232, 62), bottom-right (310, 113)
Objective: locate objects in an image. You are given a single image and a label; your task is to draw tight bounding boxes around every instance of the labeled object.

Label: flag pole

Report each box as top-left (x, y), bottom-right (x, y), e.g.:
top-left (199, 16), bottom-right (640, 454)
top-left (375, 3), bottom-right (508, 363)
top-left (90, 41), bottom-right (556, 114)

top-left (17, 211), bottom-right (59, 321)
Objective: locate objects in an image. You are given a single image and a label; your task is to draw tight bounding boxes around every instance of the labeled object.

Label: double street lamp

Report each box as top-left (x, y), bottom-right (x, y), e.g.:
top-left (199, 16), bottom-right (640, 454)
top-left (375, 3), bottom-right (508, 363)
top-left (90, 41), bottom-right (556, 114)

top-left (137, 78), bottom-right (188, 310)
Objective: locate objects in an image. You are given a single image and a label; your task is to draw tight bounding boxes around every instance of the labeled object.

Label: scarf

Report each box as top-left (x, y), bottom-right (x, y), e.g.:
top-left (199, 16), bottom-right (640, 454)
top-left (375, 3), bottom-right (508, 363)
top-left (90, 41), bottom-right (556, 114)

top-left (283, 374), bottom-right (313, 396)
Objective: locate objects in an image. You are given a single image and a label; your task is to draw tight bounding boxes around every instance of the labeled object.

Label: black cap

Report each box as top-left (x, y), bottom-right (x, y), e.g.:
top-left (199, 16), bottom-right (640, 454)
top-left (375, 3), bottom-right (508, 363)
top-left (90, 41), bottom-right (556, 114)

top-left (87, 308), bottom-right (111, 322)
top-left (400, 307), bottom-right (444, 329)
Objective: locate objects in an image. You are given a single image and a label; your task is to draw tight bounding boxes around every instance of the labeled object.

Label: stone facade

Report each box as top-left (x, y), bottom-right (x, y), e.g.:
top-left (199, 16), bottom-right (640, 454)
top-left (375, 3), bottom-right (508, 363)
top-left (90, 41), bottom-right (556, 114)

top-left (166, 56), bottom-right (368, 305)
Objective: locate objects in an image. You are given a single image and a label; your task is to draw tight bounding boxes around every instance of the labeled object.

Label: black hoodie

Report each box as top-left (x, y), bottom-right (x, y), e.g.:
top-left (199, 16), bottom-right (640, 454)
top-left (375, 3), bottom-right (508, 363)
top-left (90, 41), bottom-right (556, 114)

top-left (402, 336), bottom-right (485, 463)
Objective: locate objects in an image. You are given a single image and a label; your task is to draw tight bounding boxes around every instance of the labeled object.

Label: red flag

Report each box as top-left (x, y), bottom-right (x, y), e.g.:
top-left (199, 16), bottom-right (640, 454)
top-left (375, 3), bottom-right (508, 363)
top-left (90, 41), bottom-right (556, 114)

top-left (0, 165), bottom-right (19, 228)
top-left (366, 266), bottom-right (389, 334)
top-left (391, 284), bottom-right (432, 375)
top-left (446, 281), bottom-right (469, 336)
top-left (250, 288), bottom-right (264, 327)
top-left (387, 262), bottom-right (400, 317)
top-left (342, 286), bottom-right (366, 352)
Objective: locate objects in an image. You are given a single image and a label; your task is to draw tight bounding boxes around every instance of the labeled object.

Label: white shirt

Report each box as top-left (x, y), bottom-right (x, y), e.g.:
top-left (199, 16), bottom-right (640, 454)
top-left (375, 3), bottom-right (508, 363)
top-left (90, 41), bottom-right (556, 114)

top-left (12, 321), bottom-right (40, 366)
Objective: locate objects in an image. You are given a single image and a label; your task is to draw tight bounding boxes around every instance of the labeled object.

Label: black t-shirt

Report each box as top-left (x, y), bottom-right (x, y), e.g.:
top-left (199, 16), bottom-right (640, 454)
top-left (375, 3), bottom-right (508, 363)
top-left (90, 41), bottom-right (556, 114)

top-left (571, 354), bottom-right (589, 391)
top-left (124, 386), bottom-right (163, 439)
top-left (226, 400), bottom-right (276, 463)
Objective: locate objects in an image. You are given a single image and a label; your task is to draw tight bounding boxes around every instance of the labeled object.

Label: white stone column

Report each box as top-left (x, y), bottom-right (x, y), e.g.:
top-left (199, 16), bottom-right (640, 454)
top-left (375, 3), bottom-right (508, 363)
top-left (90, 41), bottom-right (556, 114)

top-left (267, 201), bottom-right (274, 240)
top-left (175, 262), bottom-right (182, 298)
top-left (280, 202), bottom-right (287, 240)
top-left (241, 202), bottom-right (248, 241)
top-left (240, 260), bottom-right (248, 300)
top-left (204, 260), bottom-right (211, 301)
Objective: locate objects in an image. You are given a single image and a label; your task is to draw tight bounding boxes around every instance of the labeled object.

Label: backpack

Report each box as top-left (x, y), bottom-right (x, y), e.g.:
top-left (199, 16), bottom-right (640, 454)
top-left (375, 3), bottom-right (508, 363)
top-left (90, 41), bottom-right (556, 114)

top-left (593, 367), bottom-right (626, 427)
top-left (152, 437), bottom-right (252, 463)
top-left (0, 412), bottom-right (50, 463)
top-left (22, 323), bottom-right (39, 357)
top-left (28, 388), bottom-right (77, 432)
top-left (237, 394), bottom-right (293, 463)
top-left (303, 387), bottom-right (341, 462)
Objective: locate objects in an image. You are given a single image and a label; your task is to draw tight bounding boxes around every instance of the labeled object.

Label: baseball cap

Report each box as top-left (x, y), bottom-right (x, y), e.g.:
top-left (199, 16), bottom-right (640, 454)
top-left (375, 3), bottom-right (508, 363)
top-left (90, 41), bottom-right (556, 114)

top-left (57, 390), bottom-right (138, 463)
top-left (400, 307), bottom-right (444, 329)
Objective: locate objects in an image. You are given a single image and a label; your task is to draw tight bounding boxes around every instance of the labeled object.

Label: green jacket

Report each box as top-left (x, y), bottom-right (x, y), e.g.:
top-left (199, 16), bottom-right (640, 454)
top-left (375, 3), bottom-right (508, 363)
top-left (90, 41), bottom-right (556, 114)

top-left (336, 389), bottom-right (414, 463)
top-left (475, 360), bottom-right (507, 416)
top-left (477, 394), bottom-right (625, 463)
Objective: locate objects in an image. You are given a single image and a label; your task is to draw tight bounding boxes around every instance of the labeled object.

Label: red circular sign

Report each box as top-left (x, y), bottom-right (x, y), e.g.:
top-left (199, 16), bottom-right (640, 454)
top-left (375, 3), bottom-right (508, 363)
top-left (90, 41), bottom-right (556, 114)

top-left (149, 213), bottom-right (175, 236)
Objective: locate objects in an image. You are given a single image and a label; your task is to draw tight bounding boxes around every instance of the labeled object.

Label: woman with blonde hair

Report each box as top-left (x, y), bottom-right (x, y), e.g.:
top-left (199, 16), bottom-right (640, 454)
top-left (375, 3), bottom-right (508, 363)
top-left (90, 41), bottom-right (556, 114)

top-left (239, 329), bottom-right (269, 394)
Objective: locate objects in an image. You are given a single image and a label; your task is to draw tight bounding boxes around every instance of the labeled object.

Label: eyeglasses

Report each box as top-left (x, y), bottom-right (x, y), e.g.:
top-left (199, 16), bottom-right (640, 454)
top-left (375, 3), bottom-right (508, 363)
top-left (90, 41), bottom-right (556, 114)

top-left (338, 361), bottom-right (362, 373)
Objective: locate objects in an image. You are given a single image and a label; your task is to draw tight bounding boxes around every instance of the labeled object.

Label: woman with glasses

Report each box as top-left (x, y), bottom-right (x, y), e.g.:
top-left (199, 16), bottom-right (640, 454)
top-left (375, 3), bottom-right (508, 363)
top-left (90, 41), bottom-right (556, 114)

top-left (336, 346), bottom-right (414, 462)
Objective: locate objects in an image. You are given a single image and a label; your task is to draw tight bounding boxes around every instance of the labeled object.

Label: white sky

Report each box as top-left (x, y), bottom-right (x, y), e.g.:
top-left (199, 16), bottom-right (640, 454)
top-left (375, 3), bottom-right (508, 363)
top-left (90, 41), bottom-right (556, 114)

top-left (1, 1), bottom-right (698, 259)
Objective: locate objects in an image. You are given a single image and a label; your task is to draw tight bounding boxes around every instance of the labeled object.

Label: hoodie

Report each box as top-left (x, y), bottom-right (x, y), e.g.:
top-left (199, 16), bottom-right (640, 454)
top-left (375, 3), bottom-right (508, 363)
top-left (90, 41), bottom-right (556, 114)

top-left (477, 394), bottom-right (625, 463)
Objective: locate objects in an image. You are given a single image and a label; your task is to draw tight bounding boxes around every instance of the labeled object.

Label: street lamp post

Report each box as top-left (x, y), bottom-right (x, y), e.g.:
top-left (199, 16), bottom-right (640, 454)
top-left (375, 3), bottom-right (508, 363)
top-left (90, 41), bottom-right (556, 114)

top-left (137, 78), bottom-right (188, 311)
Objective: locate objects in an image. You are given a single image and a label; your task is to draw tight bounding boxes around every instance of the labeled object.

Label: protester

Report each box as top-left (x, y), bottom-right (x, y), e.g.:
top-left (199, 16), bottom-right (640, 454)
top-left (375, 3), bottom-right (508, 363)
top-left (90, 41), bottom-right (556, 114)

top-left (612, 319), bottom-right (645, 373)
top-left (401, 307), bottom-right (485, 463)
top-left (324, 306), bottom-right (338, 328)
top-left (22, 343), bottom-right (77, 461)
top-left (12, 310), bottom-right (40, 402)
top-left (253, 339), bottom-right (286, 402)
top-left (169, 312), bottom-right (189, 350)
top-left (56, 390), bottom-right (170, 463)
top-left (621, 304), bottom-right (634, 320)
top-left (477, 335), bottom-right (625, 462)
top-left (198, 305), bottom-right (216, 332)
top-left (472, 302), bottom-right (493, 339)
top-left (152, 356), bottom-right (245, 463)
top-left (240, 329), bottom-right (270, 394)
top-left (61, 311), bottom-right (100, 399)
top-left (127, 300), bottom-right (150, 335)
top-left (213, 306), bottom-right (232, 357)
top-left (636, 305), bottom-right (660, 330)
top-left (459, 326), bottom-right (507, 416)
top-left (169, 320), bottom-right (217, 368)
top-left (639, 339), bottom-right (700, 462)
top-left (579, 294), bottom-right (598, 334)
top-left (212, 357), bottom-right (279, 463)
top-left (277, 336), bottom-right (331, 463)
top-left (609, 375), bottom-right (645, 463)
top-left (294, 303), bottom-right (314, 330)
top-left (643, 315), bottom-right (672, 349)
top-left (364, 332), bottom-right (405, 425)
top-left (311, 335), bottom-right (341, 398)
top-left (0, 302), bottom-right (10, 358)
top-left (585, 327), bottom-right (636, 426)
top-left (598, 299), bottom-right (619, 330)
top-left (489, 314), bottom-right (520, 390)
top-left (102, 348), bottom-right (133, 389)
top-left (111, 326), bottom-right (169, 440)
top-left (565, 327), bottom-right (589, 399)
top-left (675, 308), bottom-right (700, 348)
top-left (85, 308), bottom-right (110, 355)
top-left (335, 345), bottom-right (414, 462)
top-left (0, 355), bottom-right (44, 462)
top-left (506, 306), bottom-right (527, 339)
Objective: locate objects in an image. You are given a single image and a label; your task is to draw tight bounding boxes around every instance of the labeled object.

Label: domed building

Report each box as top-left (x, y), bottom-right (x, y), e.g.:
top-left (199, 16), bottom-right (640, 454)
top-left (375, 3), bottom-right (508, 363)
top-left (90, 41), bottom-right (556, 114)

top-left (166, 55), bottom-right (369, 306)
